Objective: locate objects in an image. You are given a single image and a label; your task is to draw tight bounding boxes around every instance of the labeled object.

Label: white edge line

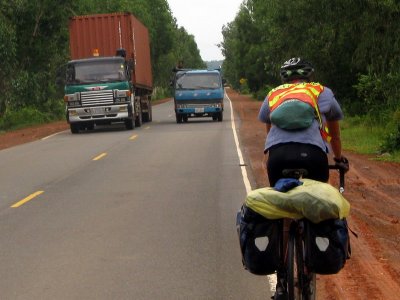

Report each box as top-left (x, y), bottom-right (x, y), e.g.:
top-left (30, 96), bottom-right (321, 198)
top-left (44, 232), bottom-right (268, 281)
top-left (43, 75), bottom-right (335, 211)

top-left (226, 91), bottom-right (277, 294)
top-left (227, 92), bottom-right (252, 194)
top-left (41, 130), bottom-right (67, 140)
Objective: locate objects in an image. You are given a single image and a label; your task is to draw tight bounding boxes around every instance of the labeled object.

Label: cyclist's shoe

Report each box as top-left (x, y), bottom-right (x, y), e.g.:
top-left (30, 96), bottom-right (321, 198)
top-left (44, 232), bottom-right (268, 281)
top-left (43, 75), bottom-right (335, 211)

top-left (272, 286), bottom-right (288, 300)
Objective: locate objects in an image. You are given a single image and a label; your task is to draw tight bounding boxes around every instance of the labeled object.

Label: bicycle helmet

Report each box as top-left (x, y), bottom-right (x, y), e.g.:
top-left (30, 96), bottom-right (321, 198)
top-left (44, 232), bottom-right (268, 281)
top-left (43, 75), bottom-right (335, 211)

top-left (280, 57), bottom-right (314, 82)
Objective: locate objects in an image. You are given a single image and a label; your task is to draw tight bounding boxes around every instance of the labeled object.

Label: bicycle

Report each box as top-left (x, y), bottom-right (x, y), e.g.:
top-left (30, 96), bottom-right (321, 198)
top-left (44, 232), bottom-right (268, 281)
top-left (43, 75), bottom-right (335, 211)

top-left (274, 165), bottom-right (346, 300)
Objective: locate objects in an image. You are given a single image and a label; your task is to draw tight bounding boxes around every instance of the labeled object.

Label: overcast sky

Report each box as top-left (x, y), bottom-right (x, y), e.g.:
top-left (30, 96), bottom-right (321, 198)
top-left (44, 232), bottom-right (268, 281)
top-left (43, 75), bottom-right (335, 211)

top-left (167, 0), bottom-right (244, 62)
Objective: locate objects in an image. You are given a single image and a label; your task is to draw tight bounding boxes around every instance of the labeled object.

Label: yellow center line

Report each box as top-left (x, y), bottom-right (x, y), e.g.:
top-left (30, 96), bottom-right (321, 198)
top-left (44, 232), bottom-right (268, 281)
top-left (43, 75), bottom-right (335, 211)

top-left (129, 134), bottom-right (138, 140)
top-left (11, 191), bottom-right (44, 208)
top-left (93, 152), bottom-right (107, 161)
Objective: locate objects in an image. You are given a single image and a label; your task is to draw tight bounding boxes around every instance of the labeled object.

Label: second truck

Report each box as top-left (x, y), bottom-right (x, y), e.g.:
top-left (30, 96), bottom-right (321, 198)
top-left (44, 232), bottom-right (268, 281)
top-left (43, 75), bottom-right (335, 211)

top-left (64, 13), bottom-right (153, 133)
top-left (172, 69), bottom-right (225, 123)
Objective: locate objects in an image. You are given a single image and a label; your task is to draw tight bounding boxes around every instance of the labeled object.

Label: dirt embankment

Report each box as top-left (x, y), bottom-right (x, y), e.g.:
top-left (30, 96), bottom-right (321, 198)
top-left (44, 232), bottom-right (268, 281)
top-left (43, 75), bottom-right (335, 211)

top-left (226, 88), bottom-right (400, 300)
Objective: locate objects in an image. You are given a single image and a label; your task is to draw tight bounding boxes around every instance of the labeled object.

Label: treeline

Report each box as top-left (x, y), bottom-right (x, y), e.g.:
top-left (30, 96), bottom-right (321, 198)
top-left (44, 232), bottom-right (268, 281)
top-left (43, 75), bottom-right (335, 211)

top-left (221, 0), bottom-right (400, 151)
top-left (0, 0), bottom-right (205, 129)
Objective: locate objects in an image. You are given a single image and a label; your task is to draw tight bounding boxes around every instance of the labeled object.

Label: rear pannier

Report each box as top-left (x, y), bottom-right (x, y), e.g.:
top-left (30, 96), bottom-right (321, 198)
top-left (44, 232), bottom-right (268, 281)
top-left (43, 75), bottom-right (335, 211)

top-left (305, 218), bottom-right (350, 274)
top-left (236, 205), bottom-right (280, 275)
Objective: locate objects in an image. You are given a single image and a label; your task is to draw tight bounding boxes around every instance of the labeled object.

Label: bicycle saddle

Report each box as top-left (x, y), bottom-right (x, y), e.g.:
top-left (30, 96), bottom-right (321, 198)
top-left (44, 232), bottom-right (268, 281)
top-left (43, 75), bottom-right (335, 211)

top-left (282, 168), bottom-right (309, 179)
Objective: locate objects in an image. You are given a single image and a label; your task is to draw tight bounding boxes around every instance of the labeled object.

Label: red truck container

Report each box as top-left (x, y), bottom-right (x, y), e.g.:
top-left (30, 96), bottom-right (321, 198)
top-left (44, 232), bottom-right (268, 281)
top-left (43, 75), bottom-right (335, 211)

top-left (65, 12), bottom-right (153, 133)
top-left (69, 12), bottom-right (152, 90)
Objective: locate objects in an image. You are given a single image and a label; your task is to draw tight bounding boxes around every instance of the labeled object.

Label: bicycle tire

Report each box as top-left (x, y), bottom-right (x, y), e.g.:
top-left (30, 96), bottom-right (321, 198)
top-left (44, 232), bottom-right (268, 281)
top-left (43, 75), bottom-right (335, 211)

top-left (301, 221), bottom-right (316, 300)
top-left (297, 224), bottom-right (316, 300)
top-left (288, 230), bottom-right (317, 300)
top-left (287, 232), bottom-right (302, 300)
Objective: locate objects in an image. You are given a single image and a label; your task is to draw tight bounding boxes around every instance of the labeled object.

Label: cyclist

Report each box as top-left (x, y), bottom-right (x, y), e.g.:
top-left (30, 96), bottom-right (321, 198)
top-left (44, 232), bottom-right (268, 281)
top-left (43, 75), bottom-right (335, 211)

top-left (258, 57), bottom-right (349, 187)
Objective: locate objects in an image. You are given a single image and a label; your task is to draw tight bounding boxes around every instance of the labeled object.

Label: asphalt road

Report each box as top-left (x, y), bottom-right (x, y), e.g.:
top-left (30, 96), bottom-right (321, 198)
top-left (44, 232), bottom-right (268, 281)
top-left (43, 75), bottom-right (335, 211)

top-left (0, 97), bottom-right (272, 299)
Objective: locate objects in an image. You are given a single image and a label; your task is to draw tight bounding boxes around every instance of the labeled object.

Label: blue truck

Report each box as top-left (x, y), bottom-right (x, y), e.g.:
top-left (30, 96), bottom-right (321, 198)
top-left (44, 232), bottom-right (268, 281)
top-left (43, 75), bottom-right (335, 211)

top-left (172, 69), bottom-right (225, 123)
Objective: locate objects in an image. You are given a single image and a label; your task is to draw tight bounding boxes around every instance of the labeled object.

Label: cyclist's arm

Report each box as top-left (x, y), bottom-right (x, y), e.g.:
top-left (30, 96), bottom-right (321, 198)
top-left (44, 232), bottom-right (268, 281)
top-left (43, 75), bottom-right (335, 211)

top-left (327, 120), bottom-right (343, 160)
top-left (266, 123), bottom-right (271, 135)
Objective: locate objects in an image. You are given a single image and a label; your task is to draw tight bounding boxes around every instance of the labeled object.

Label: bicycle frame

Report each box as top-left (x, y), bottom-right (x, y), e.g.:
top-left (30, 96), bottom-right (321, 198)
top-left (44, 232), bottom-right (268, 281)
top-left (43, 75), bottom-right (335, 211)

top-left (274, 166), bottom-right (346, 300)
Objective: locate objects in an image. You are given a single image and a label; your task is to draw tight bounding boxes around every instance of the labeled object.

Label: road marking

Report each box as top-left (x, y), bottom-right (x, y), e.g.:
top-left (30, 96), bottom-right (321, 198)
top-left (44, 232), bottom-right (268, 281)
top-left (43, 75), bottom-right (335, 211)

top-left (226, 94), bottom-right (252, 194)
top-left (129, 134), bottom-right (138, 140)
top-left (11, 191), bottom-right (44, 208)
top-left (226, 93), bottom-right (276, 294)
top-left (144, 126), bottom-right (150, 130)
top-left (93, 152), bottom-right (107, 161)
top-left (41, 131), bottom-right (67, 140)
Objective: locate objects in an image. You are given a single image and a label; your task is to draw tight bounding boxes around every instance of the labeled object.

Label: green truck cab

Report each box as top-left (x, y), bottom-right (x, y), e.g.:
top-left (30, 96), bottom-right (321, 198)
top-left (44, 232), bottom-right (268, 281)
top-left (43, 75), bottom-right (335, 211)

top-left (64, 55), bottom-right (148, 133)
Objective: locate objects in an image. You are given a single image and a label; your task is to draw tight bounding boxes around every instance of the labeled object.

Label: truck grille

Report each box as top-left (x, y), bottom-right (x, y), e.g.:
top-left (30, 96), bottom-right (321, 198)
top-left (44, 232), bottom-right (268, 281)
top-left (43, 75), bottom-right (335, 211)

top-left (175, 99), bottom-right (222, 105)
top-left (183, 103), bottom-right (209, 108)
top-left (81, 90), bottom-right (114, 106)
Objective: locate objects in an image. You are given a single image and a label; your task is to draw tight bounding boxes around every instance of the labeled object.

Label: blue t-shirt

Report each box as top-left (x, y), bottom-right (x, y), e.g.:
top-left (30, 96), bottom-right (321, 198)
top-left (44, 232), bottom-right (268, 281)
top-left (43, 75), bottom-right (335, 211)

top-left (258, 85), bottom-right (344, 153)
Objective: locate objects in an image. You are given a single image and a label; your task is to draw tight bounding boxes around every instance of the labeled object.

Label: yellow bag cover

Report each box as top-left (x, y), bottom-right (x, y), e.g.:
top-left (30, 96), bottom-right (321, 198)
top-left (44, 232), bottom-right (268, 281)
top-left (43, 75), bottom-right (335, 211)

top-left (245, 179), bottom-right (350, 223)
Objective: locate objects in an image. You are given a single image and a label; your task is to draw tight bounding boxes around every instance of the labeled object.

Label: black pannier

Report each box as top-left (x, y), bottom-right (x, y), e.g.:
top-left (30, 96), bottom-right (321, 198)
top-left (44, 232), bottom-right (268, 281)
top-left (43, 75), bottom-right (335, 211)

top-left (236, 205), bottom-right (280, 275)
top-left (305, 218), bottom-right (350, 274)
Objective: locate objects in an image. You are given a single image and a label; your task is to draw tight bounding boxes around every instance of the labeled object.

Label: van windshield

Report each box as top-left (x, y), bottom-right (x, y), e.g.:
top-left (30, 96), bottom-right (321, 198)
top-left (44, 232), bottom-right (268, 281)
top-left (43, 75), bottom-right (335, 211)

top-left (66, 59), bottom-right (127, 85)
top-left (175, 73), bottom-right (221, 90)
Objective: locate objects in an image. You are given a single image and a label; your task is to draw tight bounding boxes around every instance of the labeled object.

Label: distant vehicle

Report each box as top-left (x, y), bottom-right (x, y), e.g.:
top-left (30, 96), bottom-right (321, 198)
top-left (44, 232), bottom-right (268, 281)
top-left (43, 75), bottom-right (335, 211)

top-left (172, 69), bottom-right (225, 123)
top-left (64, 13), bottom-right (153, 133)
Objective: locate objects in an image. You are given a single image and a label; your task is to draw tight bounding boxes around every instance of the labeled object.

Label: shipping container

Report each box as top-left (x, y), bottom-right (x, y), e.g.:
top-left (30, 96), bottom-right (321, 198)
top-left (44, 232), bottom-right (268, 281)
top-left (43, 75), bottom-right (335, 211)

top-left (69, 12), bottom-right (152, 90)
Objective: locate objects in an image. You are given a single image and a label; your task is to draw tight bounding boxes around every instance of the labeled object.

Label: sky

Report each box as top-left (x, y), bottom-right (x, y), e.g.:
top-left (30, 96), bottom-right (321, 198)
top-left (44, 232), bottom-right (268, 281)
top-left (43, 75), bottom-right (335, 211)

top-left (167, 0), bottom-right (244, 62)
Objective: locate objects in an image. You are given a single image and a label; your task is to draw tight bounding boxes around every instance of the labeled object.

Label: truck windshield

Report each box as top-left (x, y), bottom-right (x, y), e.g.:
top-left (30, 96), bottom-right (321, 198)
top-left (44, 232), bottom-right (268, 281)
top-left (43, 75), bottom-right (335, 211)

top-left (175, 73), bottom-right (221, 90)
top-left (66, 59), bottom-right (127, 85)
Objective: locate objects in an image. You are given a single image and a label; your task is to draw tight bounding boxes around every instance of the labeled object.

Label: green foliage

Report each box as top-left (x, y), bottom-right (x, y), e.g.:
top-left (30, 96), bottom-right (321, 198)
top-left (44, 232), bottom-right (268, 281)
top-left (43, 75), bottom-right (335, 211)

top-left (0, 106), bottom-right (60, 131)
top-left (221, 0), bottom-right (400, 154)
top-left (380, 110), bottom-right (400, 154)
top-left (152, 86), bottom-right (171, 101)
top-left (0, 0), bottom-right (204, 130)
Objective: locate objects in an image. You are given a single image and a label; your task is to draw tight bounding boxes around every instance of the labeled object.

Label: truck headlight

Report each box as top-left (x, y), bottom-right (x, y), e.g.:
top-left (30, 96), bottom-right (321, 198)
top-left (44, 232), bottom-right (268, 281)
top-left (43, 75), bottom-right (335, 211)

top-left (64, 93), bottom-right (81, 106)
top-left (114, 90), bottom-right (131, 102)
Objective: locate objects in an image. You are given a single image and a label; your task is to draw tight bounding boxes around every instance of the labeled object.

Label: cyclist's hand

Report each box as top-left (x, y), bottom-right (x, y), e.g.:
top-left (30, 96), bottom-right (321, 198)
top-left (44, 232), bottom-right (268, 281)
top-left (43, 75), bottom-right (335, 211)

top-left (334, 156), bottom-right (349, 173)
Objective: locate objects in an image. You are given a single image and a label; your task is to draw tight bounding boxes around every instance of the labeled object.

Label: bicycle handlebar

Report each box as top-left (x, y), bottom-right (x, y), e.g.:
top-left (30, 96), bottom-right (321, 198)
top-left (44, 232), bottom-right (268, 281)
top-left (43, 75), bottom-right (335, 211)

top-left (328, 165), bottom-right (345, 193)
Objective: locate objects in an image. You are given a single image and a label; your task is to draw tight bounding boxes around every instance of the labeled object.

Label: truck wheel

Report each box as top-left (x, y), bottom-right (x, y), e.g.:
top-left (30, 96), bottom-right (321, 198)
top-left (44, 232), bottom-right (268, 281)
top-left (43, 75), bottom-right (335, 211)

top-left (125, 118), bottom-right (135, 130)
top-left (135, 109), bottom-right (142, 127)
top-left (183, 115), bottom-right (188, 122)
top-left (217, 112), bottom-right (223, 122)
top-left (143, 104), bottom-right (152, 122)
top-left (176, 114), bottom-right (182, 123)
top-left (125, 114), bottom-right (135, 130)
top-left (70, 123), bottom-right (80, 134)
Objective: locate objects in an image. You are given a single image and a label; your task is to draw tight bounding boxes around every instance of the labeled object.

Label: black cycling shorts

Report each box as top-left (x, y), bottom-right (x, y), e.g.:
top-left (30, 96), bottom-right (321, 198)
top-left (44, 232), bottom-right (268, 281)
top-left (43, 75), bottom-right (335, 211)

top-left (267, 142), bottom-right (329, 187)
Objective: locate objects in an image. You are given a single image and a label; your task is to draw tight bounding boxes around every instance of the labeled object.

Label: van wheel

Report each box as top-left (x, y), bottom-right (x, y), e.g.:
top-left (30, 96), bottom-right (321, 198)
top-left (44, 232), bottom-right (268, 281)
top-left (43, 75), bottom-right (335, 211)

top-left (217, 112), bottom-right (223, 122)
top-left (86, 123), bottom-right (95, 130)
top-left (176, 114), bottom-right (182, 123)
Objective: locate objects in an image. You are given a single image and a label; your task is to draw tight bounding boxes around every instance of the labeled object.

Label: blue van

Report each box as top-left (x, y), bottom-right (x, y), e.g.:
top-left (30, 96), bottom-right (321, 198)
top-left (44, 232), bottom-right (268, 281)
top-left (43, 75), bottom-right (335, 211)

top-left (172, 69), bottom-right (224, 123)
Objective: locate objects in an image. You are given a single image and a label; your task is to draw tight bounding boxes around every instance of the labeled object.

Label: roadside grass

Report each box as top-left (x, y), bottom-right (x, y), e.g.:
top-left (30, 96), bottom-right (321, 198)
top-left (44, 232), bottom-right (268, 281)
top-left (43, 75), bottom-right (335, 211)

top-left (341, 117), bottom-right (400, 162)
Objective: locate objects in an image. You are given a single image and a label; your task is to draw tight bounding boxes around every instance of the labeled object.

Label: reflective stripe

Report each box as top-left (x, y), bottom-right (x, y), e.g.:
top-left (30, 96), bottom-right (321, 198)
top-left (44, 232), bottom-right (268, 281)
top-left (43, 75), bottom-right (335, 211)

top-left (268, 83), bottom-right (323, 110)
top-left (267, 82), bottom-right (331, 141)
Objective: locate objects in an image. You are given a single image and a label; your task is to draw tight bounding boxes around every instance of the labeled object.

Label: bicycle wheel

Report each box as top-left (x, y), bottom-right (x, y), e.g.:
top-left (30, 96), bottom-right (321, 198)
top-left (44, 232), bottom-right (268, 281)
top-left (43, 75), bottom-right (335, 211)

top-left (287, 232), bottom-right (302, 300)
top-left (296, 228), bottom-right (316, 300)
top-left (301, 221), bottom-right (316, 300)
